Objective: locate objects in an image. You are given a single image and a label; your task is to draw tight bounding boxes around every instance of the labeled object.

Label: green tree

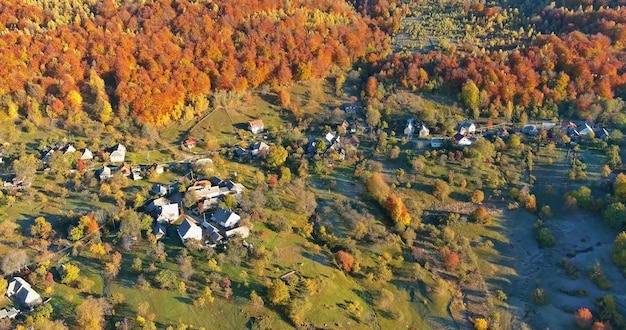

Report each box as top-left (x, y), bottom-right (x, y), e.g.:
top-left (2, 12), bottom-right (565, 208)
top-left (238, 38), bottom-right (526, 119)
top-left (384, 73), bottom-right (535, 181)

top-left (266, 146), bottom-right (288, 168)
top-left (461, 80), bottom-right (480, 112)
top-left (223, 194), bottom-right (238, 210)
top-left (507, 134), bottom-right (522, 149)
top-left (155, 269), bottom-right (177, 289)
top-left (604, 203), bottom-right (626, 230)
top-left (612, 232), bottom-right (626, 268)
top-left (365, 105), bottom-right (381, 128)
top-left (13, 153), bottom-right (40, 182)
top-left (366, 172), bottom-right (390, 202)
top-left (267, 279), bottom-right (290, 305)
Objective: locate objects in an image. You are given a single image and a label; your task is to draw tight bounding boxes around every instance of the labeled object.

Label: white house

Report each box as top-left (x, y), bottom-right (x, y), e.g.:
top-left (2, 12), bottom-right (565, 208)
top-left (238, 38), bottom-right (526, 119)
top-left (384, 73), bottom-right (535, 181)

top-left (578, 123), bottom-right (593, 136)
top-left (61, 144), bottom-right (76, 154)
top-left (178, 217), bottom-right (203, 244)
top-left (108, 144), bottom-right (126, 163)
top-left (418, 124), bottom-right (430, 138)
top-left (6, 277), bottom-right (42, 309)
top-left (457, 120), bottom-right (476, 135)
top-left (99, 166), bottom-right (112, 180)
top-left (80, 148), bottom-right (93, 160)
top-left (211, 207), bottom-right (241, 229)
top-left (251, 142), bottom-right (270, 156)
top-left (404, 119), bottom-right (415, 136)
top-left (248, 120), bottom-right (264, 134)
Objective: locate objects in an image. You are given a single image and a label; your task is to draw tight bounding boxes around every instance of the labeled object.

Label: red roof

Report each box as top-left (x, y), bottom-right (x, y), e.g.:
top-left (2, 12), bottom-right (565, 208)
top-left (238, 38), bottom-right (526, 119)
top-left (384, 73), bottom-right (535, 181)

top-left (249, 119), bottom-right (264, 128)
top-left (185, 138), bottom-right (197, 146)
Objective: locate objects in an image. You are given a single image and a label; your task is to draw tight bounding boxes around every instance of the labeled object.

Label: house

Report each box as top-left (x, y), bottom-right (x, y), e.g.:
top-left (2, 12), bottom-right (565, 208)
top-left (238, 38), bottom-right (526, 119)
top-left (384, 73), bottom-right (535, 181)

top-left (522, 125), bottom-right (539, 136)
top-left (177, 217), bottom-right (203, 244)
top-left (149, 163), bottom-right (164, 175)
top-left (578, 123), bottom-right (593, 136)
top-left (325, 132), bottom-right (336, 144)
top-left (153, 222), bottom-right (166, 240)
top-left (211, 207), bottom-right (241, 229)
top-left (209, 176), bottom-right (224, 186)
top-left (497, 128), bottom-right (510, 139)
top-left (251, 142), bottom-right (270, 156)
top-left (6, 277), bottom-right (42, 309)
top-left (457, 120), bottom-right (476, 135)
top-left (452, 133), bottom-right (473, 146)
top-left (541, 122), bottom-right (557, 130)
top-left (248, 120), bottom-right (264, 134)
top-left (596, 128), bottom-right (610, 139)
top-left (99, 166), bottom-right (112, 180)
top-left (118, 163), bottom-right (132, 177)
top-left (225, 226), bottom-right (250, 239)
top-left (189, 185), bottom-right (222, 201)
top-left (0, 307), bottom-right (19, 320)
top-left (418, 124), bottom-right (430, 138)
top-left (430, 138), bottom-right (444, 148)
top-left (131, 165), bottom-right (143, 181)
top-left (404, 119), bottom-right (415, 136)
top-left (344, 103), bottom-right (357, 114)
top-left (202, 222), bottom-right (224, 246)
top-left (147, 197), bottom-right (180, 223)
top-left (235, 147), bottom-right (248, 158)
top-left (80, 148), bottom-right (93, 160)
top-left (184, 138), bottom-right (197, 149)
top-left (108, 144), bottom-right (126, 163)
top-left (41, 149), bottom-right (55, 164)
top-left (152, 183), bottom-right (169, 196)
top-left (224, 180), bottom-right (245, 195)
top-left (61, 144), bottom-right (76, 154)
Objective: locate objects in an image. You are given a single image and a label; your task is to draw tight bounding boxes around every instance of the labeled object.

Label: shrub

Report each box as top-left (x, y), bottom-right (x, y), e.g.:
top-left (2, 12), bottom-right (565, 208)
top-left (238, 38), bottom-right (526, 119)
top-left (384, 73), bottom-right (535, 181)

top-left (535, 228), bottom-right (556, 248)
top-left (531, 288), bottom-right (548, 305)
top-left (471, 206), bottom-right (491, 224)
top-left (470, 190), bottom-right (484, 204)
top-left (443, 251), bottom-right (460, 271)
top-left (474, 318), bottom-right (488, 330)
top-left (589, 261), bottom-right (611, 290)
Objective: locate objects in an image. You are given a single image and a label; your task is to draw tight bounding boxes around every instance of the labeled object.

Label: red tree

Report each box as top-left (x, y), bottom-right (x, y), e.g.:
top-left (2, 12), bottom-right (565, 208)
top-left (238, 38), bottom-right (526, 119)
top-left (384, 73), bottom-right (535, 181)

top-left (575, 308), bottom-right (593, 328)
top-left (336, 250), bottom-right (355, 272)
top-left (443, 251), bottom-right (461, 271)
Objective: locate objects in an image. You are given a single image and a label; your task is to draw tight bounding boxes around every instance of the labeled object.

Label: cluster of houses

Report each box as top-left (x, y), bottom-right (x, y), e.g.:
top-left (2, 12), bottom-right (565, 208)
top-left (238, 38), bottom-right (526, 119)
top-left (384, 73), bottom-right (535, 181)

top-left (148, 173), bottom-right (249, 247)
top-left (0, 277), bottom-right (43, 320)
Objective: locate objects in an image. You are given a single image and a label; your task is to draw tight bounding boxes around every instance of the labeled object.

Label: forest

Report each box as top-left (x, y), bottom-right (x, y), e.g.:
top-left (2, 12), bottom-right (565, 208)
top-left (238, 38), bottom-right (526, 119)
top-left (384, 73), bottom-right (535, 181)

top-left (0, 0), bottom-right (391, 125)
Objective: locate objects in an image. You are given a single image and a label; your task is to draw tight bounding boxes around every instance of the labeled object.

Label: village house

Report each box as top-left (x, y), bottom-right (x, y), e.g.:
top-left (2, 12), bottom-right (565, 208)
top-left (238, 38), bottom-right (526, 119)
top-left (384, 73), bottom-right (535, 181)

top-left (457, 120), bottom-right (476, 135)
top-left (430, 138), bottom-right (444, 148)
top-left (152, 222), bottom-right (166, 240)
top-left (80, 148), bottom-right (93, 160)
top-left (211, 207), bottom-right (241, 229)
top-left (404, 119), bottom-right (415, 136)
top-left (99, 165), bottom-right (112, 180)
top-left (522, 125), bottom-right (539, 136)
top-left (344, 103), bottom-right (358, 114)
top-left (0, 307), bottom-right (19, 320)
top-left (248, 119), bottom-right (264, 134)
top-left (452, 133), bottom-right (474, 146)
top-left (108, 144), bottom-right (126, 163)
top-left (251, 141), bottom-right (270, 156)
top-left (6, 277), bottom-right (42, 309)
top-left (184, 138), bottom-right (197, 149)
top-left (152, 183), bottom-right (176, 196)
top-left (149, 163), bottom-right (164, 175)
top-left (147, 197), bottom-right (180, 224)
top-left (177, 217), bottom-right (203, 244)
top-left (577, 123), bottom-right (593, 136)
top-left (61, 144), bottom-right (76, 154)
top-left (418, 123), bottom-right (430, 138)
top-left (118, 163), bottom-right (132, 177)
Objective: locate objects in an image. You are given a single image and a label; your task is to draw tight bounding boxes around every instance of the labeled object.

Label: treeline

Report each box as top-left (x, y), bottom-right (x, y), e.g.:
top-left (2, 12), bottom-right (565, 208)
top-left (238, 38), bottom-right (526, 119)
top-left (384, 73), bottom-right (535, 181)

top-left (372, 3), bottom-right (626, 124)
top-left (0, 0), bottom-right (389, 125)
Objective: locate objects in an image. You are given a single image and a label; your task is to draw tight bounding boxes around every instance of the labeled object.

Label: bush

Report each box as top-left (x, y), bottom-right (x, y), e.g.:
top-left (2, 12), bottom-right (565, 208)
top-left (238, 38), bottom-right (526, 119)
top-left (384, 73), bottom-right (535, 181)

top-left (612, 232), bottom-right (626, 268)
top-left (471, 206), bottom-right (491, 224)
top-left (589, 261), bottom-right (611, 290)
top-left (531, 288), bottom-right (548, 305)
top-left (474, 318), bottom-right (488, 330)
top-left (535, 228), bottom-right (556, 248)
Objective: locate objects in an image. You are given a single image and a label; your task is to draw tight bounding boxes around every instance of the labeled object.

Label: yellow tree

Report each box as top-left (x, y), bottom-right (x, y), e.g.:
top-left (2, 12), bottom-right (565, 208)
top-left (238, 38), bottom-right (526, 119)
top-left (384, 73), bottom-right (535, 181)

top-left (75, 297), bottom-right (111, 330)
